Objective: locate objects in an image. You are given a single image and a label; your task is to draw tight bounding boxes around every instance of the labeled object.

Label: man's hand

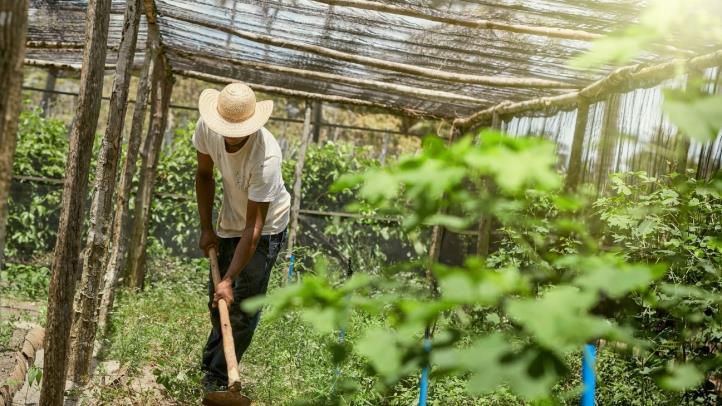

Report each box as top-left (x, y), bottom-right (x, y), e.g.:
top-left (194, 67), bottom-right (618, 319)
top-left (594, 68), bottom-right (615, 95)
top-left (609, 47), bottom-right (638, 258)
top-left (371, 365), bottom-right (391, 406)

top-left (213, 278), bottom-right (234, 308)
top-left (199, 228), bottom-right (219, 257)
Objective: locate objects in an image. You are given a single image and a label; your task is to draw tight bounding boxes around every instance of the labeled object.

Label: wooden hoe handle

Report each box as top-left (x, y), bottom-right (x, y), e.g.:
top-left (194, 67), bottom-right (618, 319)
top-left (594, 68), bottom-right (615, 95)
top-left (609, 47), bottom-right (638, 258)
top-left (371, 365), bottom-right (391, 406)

top-left (209, 247), bottom-right (242, 392)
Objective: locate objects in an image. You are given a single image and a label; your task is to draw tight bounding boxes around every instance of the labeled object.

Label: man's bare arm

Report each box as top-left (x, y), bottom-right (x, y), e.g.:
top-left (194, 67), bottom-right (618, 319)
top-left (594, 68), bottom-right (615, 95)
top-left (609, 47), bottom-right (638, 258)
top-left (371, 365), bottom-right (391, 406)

top-left (213, 200), bottom-right (269, 306)
top-left (196, 151), bottom-right (217, 255)
top-left (225, 200), bottom-right (270, 281)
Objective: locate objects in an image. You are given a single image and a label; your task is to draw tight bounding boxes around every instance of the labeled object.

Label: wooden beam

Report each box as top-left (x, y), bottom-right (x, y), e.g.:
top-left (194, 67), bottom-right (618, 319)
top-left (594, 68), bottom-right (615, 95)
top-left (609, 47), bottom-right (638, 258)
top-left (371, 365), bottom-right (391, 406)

top-left (39, 0), bottom-right (113, 402)
top-left (455, 49), bottom-right (722, 128)
top-left (314, 0), bottom-right (603, 41)
top-left (174, 69), bottom-right (433, 118)
top-left (126, 38), bottom-right (173, 291)
top-left (312, 101), bottom-right (322, 143)
top-left (98, 34), bottom-right (155, 337)
top-left (161, 9), bottom-right (575, 89)
top-left (0, 0), bottom-right (29, 270)
top-left (475, 111), bottom-right (499, 256)
top-left (24, 58), bottom-right (116, 71)
top-left (26, 40), bottom-right (86, 49)
top-left (170, 49), bottom-right (490, 105)
top-left (595, 94), bottom-right (620, 191)
top-left (40, 68), bottom-right (57, 117)
top-left (67, 0), bottom-right (144, 383)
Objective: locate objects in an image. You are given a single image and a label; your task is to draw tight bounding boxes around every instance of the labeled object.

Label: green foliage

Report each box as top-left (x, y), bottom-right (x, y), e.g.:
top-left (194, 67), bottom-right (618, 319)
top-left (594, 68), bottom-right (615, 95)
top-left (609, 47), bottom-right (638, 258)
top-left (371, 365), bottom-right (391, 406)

top-left (27, 365), bottom-right (43, 387)
top-left (6, 107), bottom-right (68, 258)
top-left (0, 320), bottom-right (12, 348)
top-left (250, 125), bottom-right (722, 403)
top-left (663, 92), bottom-right (722, 142)
top-left (0, 262), bottom-right (51, 299)
top-left (104, 268), bottom-right (208, 401)
top-left (150, 121), bottom-right (212, 255)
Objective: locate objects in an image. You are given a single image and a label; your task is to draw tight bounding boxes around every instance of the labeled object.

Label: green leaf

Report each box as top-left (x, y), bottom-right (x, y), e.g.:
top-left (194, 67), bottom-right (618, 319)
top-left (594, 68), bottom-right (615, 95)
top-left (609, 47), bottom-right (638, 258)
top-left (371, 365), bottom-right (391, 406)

top-left (356, 327), bottom-right (402, 380)
top-left (663, 92), bottom-right (722, 142)
top-left (658, 363), bottom-right (704, 391)
top-left (439, 273), bottom-right (476, 303)
top-left (300, 307), bottom-right (337, 334)
top-left (506, 286), bottom-right (614, 353)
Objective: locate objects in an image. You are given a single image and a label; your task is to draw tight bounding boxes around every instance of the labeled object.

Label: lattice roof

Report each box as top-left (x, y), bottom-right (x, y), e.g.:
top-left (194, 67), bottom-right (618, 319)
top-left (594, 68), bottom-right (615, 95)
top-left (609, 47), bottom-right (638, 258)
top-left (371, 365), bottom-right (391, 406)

top-left (23, 0), bottom-right (715, 119)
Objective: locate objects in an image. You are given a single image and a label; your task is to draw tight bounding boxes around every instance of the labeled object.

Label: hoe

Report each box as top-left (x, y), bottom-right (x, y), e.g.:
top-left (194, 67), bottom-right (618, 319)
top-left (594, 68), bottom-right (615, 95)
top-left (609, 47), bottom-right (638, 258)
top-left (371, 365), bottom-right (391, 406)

top-left (202, 247), bottom-right (252, 406)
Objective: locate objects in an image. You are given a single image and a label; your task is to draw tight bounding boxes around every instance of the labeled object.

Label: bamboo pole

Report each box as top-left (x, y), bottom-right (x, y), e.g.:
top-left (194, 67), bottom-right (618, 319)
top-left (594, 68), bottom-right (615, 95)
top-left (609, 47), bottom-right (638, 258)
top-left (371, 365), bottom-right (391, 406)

top-left (126, 50), bottom-right (173, 290)
top-left (161, 9), bottom-right (574, 89)
top-left (286, 103), bottom-right (314, 258)
top-left (170, 49), bottom-right (490, 105)
top-left (67, 0), bottom-right (144, 383)
top-left (564, 100), bottom-right (591, 191)
top-left (97, 37), bottom-right (155, 337)
top-left (455, 49), bottom-right (722, 128)
top-left (313, 0), bottom-right (604, 41)
top-left (0, 0), bottom-right (29, 270)
top-left (174, 69), bottom-right (432, 118)
top-left (39, 0), bottom-right (112, 403)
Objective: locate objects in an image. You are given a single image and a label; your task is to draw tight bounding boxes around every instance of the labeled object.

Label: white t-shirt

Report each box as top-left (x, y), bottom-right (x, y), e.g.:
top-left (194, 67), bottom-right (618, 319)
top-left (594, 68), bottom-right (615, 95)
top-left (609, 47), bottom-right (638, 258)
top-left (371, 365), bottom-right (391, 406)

top-left (192, 118), bottom-right (291, 237)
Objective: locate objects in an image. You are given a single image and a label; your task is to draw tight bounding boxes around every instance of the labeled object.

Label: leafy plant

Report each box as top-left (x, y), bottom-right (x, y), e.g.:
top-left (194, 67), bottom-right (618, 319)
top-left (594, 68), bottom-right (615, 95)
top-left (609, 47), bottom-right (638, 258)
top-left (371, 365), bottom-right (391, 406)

top-left (0, 262), bottom-right (51, 299)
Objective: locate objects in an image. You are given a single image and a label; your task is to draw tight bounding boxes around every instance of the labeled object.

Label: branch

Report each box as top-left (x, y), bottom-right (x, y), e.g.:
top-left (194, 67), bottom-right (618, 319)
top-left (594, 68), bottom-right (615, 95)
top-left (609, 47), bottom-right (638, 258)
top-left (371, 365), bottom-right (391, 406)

top-left (455, 49), bottom-right (722, 127)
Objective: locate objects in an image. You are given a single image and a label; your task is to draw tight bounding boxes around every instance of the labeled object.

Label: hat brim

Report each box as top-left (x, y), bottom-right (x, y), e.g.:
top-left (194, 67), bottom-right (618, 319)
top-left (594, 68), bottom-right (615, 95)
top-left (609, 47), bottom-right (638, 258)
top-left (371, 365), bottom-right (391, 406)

top-left (198, 88), bottom-right (273, 138)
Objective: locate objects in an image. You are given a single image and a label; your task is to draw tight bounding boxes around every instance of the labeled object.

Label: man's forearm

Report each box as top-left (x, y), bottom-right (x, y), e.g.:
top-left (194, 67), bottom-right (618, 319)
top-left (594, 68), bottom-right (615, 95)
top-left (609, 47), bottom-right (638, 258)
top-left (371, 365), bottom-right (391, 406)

top-left (223, 227), bottom-right (262, 281)
top-left (196, 174), bottom-right (215, 231)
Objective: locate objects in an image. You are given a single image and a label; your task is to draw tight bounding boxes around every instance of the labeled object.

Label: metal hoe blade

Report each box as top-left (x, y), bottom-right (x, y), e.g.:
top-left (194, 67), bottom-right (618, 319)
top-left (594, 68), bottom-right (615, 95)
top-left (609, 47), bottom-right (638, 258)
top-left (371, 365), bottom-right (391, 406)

top-left (202, 390), bottom-right (252, 406)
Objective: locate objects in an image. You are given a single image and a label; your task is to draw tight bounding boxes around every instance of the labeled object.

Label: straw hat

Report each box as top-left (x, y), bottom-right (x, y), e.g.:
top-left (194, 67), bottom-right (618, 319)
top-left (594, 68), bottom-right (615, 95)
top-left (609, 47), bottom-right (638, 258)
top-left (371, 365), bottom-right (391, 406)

top-left (198, 82), bottom-right (273, 138)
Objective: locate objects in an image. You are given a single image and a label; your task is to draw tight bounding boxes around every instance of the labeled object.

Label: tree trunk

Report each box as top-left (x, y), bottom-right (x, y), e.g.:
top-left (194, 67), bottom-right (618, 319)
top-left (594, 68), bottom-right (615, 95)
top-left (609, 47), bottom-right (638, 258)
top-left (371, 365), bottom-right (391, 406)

top-left (67, 0), bottom-right (143, 383)
top-left (97, 36), bottom-right (154, 336)
top-left (286, 103), bottom-right (313, 258)
top-left (564, 100), bottom-right (590, 192)
top-left (0, 0), bottom-right (29, 270)
top-left (126, 53), bottom-right (173, 290)
top-left (39, 0), bottom-right (112, 404)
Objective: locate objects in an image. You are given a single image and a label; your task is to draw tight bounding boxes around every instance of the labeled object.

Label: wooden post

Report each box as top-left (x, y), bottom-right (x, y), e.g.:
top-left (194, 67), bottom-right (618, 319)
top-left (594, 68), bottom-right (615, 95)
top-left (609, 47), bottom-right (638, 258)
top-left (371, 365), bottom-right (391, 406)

top-left (564, 100), bottom-right (590, 191)
top-left (39, 0), bottom-right (112, 403)
top-left (595, 94), bottom-right (620, 192)
top-left (126, 51), bottom-right (173, 290)
top-left (476, 112), bottom-right (499, 256)
top-left (41, 68), bottom-right (57, 118)
top-left (379, 132), bottom-right (390, 164)
top-left (97, 35), bottom-right (155, 336)
top-left (312, 101), bottom-right (322, 144)
top-left (67, 0), bottom-right (143, 382)
top-left (286, 103), bottom-right (313, 257)
top-left (0, 0), bottom-right (29, 269)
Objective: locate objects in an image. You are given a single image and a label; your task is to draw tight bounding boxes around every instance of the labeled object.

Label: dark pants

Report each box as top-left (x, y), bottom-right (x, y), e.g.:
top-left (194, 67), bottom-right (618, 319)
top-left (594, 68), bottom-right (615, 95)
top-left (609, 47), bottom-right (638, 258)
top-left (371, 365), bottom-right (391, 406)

top-left (201, 229), bottom-right (286, 385)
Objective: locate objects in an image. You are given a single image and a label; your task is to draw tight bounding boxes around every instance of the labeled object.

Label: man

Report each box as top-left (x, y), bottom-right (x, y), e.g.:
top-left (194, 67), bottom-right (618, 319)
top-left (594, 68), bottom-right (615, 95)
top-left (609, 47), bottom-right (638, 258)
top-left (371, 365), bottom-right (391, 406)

top-left (193, 82), bottom-right (291, 391)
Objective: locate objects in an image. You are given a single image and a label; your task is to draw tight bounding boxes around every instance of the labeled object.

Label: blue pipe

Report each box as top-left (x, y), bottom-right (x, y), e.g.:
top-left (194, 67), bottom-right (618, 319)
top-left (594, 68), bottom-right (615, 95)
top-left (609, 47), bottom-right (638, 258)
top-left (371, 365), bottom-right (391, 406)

top-left (418, 335), bottom-right (432, 406)
top-left (287, 255), bottom-right (295, 283)
top-left (581, 343), bottom-right (597, 406)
